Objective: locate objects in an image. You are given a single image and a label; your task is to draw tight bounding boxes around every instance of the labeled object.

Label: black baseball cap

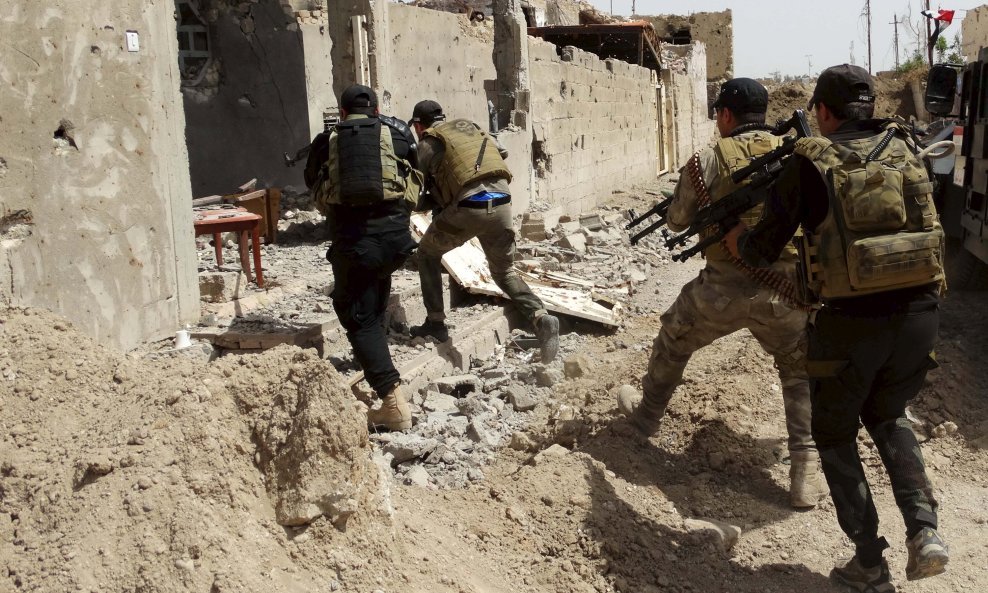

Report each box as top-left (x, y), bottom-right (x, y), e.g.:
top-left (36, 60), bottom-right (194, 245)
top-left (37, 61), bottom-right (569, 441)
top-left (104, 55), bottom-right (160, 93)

top-left (808, 64), bottom-right (875, 110)
top-left (410, 100), bottom-right (445, 124)
top-left (712, 78), bottom-right (768, 114)
top-left (340, 84), bottom-right (377, 110)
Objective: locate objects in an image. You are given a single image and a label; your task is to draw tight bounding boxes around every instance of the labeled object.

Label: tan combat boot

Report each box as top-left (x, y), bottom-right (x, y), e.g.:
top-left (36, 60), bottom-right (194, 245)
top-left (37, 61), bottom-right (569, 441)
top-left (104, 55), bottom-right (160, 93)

top-left (789, 449), bottom-right (828, 509)
top-left (367, 385), bottom-right (412, 431)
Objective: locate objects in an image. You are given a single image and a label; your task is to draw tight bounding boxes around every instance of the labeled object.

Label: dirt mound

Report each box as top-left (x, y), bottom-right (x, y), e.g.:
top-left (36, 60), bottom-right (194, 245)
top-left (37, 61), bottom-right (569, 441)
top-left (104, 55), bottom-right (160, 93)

top-left (0, 307), bottom-right (397, 593)
top-left (766, 71), bottom-right (921, 129)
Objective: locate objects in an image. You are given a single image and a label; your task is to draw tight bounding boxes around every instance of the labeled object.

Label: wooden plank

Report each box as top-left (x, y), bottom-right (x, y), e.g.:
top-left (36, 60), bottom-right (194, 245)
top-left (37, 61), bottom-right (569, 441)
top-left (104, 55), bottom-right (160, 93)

top-left (410, 213), bottom-right (623, 327)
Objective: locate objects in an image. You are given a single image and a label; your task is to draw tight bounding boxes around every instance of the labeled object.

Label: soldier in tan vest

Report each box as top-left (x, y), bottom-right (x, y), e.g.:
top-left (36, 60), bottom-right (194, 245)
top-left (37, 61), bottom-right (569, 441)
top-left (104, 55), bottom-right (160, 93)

top-left (621, 79), bottom-right (826, 510)
top-left (408, 100), bottom-right (560, 362)
top-left (729, 65), bottom-right (948, 591)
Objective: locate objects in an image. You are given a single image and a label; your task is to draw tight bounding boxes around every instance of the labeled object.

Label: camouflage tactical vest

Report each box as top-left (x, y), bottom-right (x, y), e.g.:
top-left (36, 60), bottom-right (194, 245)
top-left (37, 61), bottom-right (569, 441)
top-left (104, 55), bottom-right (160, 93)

top-left (795, 124), bottom-right (944, 300)
top-left (313, 114), bottom-right (422, 213)
top-left (423, 119), bottom-right (512, 207)
top-left (705, 131), bottom-right (797, 261)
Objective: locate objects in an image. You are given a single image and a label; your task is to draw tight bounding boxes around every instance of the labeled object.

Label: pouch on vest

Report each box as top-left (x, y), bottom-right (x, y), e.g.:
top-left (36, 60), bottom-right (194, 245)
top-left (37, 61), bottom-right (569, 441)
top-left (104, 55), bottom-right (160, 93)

top-left (337, 118), bottom-right (386, 206)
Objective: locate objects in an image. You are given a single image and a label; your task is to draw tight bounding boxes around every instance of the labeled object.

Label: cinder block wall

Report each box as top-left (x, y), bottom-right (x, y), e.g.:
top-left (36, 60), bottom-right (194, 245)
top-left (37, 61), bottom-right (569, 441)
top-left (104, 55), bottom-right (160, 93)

top-left (962, 6), bottom-right (988, 62)
top-left (0, 0), bottom-right (199, 350)
top-left (529, 40), bottom-right (659, 214)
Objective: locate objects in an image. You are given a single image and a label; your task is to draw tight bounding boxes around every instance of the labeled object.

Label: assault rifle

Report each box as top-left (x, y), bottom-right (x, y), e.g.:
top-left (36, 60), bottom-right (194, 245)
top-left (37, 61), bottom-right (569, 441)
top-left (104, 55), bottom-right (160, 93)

top-left (283, 112), bottom-right (340, 167)
top-left (662, 109), bottom-right (812, 262)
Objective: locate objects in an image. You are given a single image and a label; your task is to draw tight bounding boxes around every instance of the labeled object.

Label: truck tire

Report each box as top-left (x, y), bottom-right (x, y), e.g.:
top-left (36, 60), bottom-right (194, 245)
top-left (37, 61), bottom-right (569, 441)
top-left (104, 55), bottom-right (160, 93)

top-left (945, 238), bottom-right (988, 291)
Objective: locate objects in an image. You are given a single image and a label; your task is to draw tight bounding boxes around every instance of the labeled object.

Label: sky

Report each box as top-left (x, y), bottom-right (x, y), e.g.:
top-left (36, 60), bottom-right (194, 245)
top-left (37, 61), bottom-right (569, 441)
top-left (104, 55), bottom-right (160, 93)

top-left (586, 1), bottom-right (987, 77)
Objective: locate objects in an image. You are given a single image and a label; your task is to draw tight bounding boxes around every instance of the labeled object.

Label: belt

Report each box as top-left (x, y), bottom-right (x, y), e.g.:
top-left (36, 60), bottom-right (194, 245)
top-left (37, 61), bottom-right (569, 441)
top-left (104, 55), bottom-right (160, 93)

top-left (457, 195), bottom-right (511, 209)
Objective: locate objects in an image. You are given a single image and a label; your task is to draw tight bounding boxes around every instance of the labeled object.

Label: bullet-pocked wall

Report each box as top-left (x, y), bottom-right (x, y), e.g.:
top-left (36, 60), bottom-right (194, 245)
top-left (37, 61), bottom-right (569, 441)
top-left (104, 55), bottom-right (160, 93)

top-left (385, 5), bottom-right (496, 132)
top-left (962, 5), bottom-right (988, 62)
top-left (528, 40), bottom-right (659, 214)
top-left (180, 0), bottom-right (310, 196)
top-left (0, 1), bottom-right (199, 350)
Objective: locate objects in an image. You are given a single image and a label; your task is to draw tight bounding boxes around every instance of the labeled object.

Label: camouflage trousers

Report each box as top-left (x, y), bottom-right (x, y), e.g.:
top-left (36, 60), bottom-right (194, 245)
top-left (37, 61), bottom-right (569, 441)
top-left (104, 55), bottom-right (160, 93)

top-left (417, 200), bottom-right (547, 326)
top-left (642, 260), bottom-right (814, 453)
top-left (807, 304), bottom-right (940, 554)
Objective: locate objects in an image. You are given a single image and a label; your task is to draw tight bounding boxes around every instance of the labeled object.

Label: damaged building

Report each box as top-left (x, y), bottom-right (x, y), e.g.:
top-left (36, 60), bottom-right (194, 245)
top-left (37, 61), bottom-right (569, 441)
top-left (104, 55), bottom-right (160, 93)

top-left (0, 0), bottom-right (721, 350)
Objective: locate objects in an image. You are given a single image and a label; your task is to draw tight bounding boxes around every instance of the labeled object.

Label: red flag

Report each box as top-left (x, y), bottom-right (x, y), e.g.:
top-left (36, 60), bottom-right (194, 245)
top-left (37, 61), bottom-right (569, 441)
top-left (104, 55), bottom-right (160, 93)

top-left (922, 9), bottom-right (955, 24)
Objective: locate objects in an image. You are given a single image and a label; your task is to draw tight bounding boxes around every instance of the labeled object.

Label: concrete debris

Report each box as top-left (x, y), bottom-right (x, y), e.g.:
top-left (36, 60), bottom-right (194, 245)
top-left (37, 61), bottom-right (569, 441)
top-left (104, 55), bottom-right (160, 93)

top-left (683, 518), bottom-right (742, 551)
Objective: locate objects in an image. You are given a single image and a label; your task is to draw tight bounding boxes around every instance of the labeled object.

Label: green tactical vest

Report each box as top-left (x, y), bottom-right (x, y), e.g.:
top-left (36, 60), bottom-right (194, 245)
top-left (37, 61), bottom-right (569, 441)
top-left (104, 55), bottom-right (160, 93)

top-left (795, 124), bottom-right (944, 300)
top-left (423, 119), bottom-right (512, 207)
top-left (705, 131), bottom-right (798, 261)
top-left (313, 114), bottom-right (422, 214)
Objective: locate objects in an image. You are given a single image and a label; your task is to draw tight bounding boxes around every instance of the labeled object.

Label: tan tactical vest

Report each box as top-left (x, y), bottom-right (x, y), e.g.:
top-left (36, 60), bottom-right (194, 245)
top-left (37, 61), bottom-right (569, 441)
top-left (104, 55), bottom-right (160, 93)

top-left (423, 119), bottom-right (512, 207)
top-left (705, 132), bottom-right (798, 261)
top-left (795, 125), bottom-right (944, 300)
top-left (313, 114), bottom-right (422, 214)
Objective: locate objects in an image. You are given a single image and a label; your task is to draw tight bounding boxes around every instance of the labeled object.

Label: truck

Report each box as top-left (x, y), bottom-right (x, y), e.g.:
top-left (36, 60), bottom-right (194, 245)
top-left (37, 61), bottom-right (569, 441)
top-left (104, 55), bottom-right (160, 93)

top-left (925, 47), bottom-right (988, 289)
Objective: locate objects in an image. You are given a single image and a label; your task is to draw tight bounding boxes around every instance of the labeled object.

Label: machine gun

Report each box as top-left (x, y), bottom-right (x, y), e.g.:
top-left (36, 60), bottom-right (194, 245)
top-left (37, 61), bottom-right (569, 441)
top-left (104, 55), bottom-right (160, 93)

top-left (626, 190), bottom-right (674, 245)
top-left (661, 109), bottom-right (811, 262)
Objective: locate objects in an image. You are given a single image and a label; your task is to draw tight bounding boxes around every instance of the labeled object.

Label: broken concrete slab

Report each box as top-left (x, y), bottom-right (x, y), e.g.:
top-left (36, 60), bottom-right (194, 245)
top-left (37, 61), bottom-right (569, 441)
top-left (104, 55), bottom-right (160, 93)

top-left (505, 385), bottom-right (537, 412)
top-left (563, 354), bottom-right (589, 379)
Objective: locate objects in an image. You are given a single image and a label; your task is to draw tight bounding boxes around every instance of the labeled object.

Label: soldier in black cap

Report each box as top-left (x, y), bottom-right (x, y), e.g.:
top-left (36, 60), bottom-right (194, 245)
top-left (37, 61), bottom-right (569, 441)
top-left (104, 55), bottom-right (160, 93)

top-left (406, 99), bottom-right (560, 362)
top-left (303, 84), bottom-right (421, 431)
top-left (618, 78), bottom-right (826, 510)
top-left (727, 64), bottom-right (949, 590)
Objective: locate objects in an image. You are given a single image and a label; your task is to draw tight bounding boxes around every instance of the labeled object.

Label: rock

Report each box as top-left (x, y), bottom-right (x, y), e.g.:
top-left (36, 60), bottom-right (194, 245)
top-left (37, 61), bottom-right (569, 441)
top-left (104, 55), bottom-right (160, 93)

top-left (467, 468), bottom-right (484, 482)
top-left (505, 385), bottom-right (537, 412)
top-left (421, 391), bottom-right (457, 413)
top-left (467, 420), bottom-right (497, 447)
top-left (174, 557), bottom-right (195, 571)
top-left (404, 465), bottom-right (431, 488)
top-left (531, 443), bottom-right (570, 466)
top-left (455, 396), bottom-right (489, 419)
top-left (383, 434), bottom-right (439, 464)
top-left (560, 233), bottom-right (587, 254)
top-left (616, 384), bottom-right (639, 416)
top-left (509, 431), bottom-right (535, 451)
top-left (563, 355), bottom-right (589, 379)
top-left (199, 271), bottom-right (247, 303)
top-left (535, 367), bottom-right (564, 388)
top-left (683, 518), bottom-right (741, 550)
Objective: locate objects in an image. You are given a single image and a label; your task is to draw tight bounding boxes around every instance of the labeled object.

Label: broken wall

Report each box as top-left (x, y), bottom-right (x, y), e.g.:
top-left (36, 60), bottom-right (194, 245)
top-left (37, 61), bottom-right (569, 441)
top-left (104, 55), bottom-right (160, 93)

top-left (0, 0), bottom-right (199, 350)
top-left (662, 41), bottom-right (715, 159)
top-left (962, 5), bottom-right (988, 61)
top-left (642, 10), bottom-right (732, 82)
top-left (181, 0), bottom-right (311, 196)
top-left (529, 40), bottom-right (658, 214)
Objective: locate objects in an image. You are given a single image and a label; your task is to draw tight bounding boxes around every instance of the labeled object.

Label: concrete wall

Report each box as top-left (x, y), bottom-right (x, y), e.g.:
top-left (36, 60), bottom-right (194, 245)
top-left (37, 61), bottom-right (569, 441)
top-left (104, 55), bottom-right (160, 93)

top-left (962, 5), bottom-right (988, 61)
top-left (529, 39), bottom-right (659, 214)
top-left (181, 0), bottom-right (310, 196)
top-left (0, 0), bottom-right (199, 350)
top-left (642, 10), bottom-right (733, 82)
top-left (386, 4), bottom-right (496, 129)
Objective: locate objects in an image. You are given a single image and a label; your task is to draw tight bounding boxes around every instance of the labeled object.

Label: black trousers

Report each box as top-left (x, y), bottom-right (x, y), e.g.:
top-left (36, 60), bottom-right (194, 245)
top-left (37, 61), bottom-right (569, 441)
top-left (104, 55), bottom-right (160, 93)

top-left (328, 229), bottom-right (416, 398)
top-left (808, 303), bottom-right (939, 561)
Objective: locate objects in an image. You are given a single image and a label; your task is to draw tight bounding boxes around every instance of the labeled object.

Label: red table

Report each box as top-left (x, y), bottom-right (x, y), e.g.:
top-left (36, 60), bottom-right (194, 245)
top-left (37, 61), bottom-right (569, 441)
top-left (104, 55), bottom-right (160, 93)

top-left (193, 207), bottom-right (265, 287)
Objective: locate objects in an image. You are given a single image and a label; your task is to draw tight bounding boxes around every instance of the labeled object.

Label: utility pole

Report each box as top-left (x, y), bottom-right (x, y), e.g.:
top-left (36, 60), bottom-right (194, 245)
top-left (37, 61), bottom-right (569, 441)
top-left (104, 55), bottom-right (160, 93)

top-left (632, 0), bottom-right (636, 15)
top-left (866, 0), bottom-right (873, 74)
top-left (925, 0), bottom-right (933, 65)
top-left (850, 41), bottom-right (856, 65)
top-left (805, 54), bottom-right (812, 78)
top-left (890, 14), bottom-right (901, 69)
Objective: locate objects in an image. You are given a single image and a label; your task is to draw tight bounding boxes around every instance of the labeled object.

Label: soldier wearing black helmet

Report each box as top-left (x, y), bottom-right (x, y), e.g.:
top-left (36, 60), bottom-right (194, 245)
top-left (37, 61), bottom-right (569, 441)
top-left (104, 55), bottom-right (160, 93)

top-left (304, 84), bottom-right (422, 431)
top-left (407, 100), bottom-right (560, 362)
top-left (727, 64), bottom-right (949, 591)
